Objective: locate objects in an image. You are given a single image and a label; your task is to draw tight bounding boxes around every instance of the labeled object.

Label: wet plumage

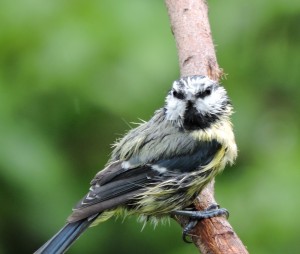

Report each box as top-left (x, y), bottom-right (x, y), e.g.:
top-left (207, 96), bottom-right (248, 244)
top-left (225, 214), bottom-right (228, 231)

top-left (35, 75), bottom-right (237, 254)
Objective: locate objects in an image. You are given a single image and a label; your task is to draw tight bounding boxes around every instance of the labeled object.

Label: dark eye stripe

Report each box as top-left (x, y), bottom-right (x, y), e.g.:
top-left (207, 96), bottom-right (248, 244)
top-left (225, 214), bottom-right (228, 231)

top-left (196, 88), bottom-right (212, 99)
top-left (173, 90), bottom-right (185, 100)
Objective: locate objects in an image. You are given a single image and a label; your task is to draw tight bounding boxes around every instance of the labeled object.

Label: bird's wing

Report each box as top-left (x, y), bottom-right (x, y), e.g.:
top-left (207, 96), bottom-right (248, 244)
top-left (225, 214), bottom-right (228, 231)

top-left (68, 139), bottom-right (221, 222)
top-left (68, 163), bottom-right (159, 222)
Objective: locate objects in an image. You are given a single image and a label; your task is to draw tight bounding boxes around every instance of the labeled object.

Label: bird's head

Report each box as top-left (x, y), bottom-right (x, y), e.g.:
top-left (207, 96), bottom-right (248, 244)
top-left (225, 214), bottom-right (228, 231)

top-left (164, 75), bottom-right (232, 130)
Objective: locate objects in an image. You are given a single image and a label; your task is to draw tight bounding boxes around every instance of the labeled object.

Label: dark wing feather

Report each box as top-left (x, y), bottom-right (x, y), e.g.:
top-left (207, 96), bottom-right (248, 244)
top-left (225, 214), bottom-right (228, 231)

top-left (154, 139), bottom-right (221, 172)
top-left (79, 167), bottom-right (156, 208)
top-left (91, 161), bottom-right (128, 186)
top-left (68, 164), bottom-right (159, 222)
top-left (68, 139), bottom-right (221, 222)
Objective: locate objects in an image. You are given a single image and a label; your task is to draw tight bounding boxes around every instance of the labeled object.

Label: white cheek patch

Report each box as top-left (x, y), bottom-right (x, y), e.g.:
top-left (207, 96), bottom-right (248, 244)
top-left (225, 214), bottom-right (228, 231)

top-left (196, 87), bottom-right (227, 115)
top-left (165, 95), bottom-right (186, 121)
top-left (206, 89), bottom-right (223, 105)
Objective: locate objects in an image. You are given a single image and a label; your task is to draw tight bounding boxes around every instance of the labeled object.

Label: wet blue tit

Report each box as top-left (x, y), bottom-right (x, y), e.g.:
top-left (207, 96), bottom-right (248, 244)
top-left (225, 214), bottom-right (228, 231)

top-left (35, 75), bottom-right (237, 254)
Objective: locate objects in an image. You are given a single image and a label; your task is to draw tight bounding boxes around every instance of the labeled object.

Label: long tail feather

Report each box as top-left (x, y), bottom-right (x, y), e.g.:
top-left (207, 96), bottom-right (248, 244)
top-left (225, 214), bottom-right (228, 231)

top-left (35, 216), bottom-right (98, 254)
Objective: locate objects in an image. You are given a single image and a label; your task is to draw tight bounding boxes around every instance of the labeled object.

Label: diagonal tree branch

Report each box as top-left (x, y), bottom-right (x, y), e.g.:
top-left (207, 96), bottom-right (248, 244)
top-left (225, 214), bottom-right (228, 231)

top-left (165, 0), bottom-right (249, 253)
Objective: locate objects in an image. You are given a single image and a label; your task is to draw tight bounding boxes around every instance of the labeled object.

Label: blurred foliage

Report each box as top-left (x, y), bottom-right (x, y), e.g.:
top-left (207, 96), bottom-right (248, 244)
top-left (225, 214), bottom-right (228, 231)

top-left (0, 0), bottom-right (299, 253)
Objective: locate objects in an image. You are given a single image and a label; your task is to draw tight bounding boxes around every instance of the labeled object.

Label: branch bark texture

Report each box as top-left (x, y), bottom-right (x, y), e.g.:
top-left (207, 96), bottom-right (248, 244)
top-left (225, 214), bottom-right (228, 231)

top-left (165, 0), bottom-right (248, 253)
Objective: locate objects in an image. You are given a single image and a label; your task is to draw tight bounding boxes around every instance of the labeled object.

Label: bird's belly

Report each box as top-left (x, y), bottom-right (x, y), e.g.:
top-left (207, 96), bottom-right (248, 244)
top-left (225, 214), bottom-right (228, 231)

top-left (130, 173), bottom-right (212, 216)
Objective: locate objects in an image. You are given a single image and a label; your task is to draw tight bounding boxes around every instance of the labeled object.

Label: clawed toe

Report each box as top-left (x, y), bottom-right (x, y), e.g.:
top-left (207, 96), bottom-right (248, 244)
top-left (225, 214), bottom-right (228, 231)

top-left (172, 204), bottom-right (229, 243)
top-left (182, 220), bottom-right (198, 243)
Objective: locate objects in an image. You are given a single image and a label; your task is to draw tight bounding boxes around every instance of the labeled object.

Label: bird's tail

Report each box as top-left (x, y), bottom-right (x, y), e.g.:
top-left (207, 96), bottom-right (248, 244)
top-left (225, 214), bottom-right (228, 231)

top-left (34, 216), bottom-right (98, 254)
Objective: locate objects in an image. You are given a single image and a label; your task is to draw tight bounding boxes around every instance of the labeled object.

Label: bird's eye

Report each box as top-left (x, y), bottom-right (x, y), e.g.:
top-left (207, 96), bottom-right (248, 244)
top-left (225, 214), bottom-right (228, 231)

top-left (172, 90), bottom-right (185, 100)
top-left (204, 88), bottom-right (212, 96)
top-left (196, 88), bottom-right (212, 98)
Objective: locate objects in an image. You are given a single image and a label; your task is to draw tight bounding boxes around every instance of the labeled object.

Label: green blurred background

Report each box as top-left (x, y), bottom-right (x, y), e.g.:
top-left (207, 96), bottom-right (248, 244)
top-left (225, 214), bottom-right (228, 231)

top-left (0, 0), bottom-right (299, 253)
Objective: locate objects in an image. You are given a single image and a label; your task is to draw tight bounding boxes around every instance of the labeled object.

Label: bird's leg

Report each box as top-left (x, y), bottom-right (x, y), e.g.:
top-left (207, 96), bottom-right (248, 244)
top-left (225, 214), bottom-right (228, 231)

top-left (171, 204), bottom-right (229, 243)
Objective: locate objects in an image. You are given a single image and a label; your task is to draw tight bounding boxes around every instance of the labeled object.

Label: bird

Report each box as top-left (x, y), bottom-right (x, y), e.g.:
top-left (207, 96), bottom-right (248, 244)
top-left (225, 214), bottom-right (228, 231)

top-left (35, 75), bottom-right (237, 254)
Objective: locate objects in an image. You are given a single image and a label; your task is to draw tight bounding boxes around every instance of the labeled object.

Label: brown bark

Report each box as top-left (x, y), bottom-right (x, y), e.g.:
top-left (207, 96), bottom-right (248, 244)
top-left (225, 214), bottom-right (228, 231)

top-left (165, 0), bottom-right (249, 253)
top-left (165, 0), bottom-right (223, 80)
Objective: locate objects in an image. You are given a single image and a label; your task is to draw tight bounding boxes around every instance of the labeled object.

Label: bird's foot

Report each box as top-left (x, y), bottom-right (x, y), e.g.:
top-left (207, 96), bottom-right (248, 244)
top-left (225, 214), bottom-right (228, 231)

top-left (172, 204), bottom-right (229, 243)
